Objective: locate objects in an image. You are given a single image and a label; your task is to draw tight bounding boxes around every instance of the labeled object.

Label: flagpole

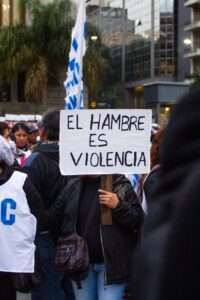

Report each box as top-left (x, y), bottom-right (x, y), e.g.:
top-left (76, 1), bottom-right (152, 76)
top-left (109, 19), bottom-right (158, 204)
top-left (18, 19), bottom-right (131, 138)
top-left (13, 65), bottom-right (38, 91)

top-left (64, 0), bottom-right (86, 109)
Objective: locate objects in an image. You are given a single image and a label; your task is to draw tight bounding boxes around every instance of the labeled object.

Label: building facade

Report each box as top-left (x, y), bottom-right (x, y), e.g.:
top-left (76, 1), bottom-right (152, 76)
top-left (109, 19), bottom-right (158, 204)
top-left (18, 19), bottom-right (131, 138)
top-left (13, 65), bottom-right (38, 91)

top-left (125, 0), bottom-right (191, 123)
top-left (87, 0), bottom-right (191, 122)
top-left (184, 0), bottom-right (200, 75)
top-left (87, 4), bottom-right (135, 47)
top-left (108, 0), bottom-right (190, 83)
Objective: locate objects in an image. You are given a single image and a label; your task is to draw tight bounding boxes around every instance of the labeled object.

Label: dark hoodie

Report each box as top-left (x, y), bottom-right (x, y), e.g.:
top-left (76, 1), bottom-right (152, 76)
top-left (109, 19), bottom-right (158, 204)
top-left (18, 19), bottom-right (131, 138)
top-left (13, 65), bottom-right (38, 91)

top-left (23, 143), bottom-right (69, 209)
top-left (131, 89), bottom-right (200, 300)
top-left (145, 89), bottom-right (200, 234)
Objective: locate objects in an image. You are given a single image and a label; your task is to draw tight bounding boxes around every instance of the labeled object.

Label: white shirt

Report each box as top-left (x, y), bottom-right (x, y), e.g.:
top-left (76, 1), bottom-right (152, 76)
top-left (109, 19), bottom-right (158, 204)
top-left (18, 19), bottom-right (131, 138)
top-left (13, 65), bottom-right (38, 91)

top-left (0, 171), bottom-right (37, 273)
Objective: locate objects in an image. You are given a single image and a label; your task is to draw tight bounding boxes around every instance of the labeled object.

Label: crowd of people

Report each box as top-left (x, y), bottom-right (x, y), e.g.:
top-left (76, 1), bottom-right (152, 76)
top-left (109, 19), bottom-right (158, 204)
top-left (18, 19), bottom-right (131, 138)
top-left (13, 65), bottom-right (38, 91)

top-left (0, 89), bottom-right (199, 300)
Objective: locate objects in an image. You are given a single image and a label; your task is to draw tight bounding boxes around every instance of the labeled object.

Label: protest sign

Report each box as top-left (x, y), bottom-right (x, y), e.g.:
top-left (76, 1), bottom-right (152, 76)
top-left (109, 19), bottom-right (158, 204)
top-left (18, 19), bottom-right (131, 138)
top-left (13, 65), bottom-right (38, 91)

top-left (59, 109), bottom-right (152, 175)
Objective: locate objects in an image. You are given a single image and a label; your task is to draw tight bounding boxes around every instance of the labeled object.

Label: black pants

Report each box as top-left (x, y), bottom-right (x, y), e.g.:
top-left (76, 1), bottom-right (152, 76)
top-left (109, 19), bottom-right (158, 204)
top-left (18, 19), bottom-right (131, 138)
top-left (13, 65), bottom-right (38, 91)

top-left (0, 273), bottom-right (16, 300)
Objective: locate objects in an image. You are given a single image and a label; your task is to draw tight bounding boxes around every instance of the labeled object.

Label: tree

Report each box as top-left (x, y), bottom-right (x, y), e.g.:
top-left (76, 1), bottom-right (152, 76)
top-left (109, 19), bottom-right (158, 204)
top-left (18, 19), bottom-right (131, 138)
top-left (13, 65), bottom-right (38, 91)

top-left (0, 0), bottom-right (73, 102)
top-left (0, 0), bottom-right (110, 104)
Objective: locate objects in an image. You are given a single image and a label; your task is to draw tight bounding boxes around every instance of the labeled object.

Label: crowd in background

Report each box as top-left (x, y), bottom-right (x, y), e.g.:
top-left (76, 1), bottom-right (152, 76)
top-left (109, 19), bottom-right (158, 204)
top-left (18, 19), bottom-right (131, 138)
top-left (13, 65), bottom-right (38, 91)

top-left (0, 120), bottom-right (39, 166)
top-left (0, 89), bottom-right (200, 300)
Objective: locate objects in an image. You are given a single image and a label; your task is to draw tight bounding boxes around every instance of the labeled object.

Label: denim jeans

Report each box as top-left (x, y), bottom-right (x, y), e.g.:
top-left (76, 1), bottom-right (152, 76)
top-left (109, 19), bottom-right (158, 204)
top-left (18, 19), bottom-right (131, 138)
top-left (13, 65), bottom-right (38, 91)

top-left (72, 264), bottom-right (125, 300)
top-left (31, 233), bottom-right (69, 300)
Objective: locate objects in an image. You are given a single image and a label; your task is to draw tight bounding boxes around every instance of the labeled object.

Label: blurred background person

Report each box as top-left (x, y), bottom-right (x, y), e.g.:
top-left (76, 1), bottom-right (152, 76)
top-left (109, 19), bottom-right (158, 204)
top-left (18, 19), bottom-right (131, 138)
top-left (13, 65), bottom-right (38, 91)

top-left (157, 170), bottom-right (200, 300)
top-left (11, 123), bottom-right (31, 166)
top-left (0, 121), bottom-right (16, 162)
top-left (142, 128), bottom-right (165, 212)
top-left (130, 89), bottom-right (200, 300)
top-left (27, 125), bottom-right (39, 151)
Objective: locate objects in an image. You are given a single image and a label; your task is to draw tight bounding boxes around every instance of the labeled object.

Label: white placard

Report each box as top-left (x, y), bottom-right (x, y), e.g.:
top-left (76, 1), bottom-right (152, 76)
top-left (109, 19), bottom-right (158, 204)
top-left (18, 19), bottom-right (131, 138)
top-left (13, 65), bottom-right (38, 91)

top-left (59, 109), bottom-right (152, 175)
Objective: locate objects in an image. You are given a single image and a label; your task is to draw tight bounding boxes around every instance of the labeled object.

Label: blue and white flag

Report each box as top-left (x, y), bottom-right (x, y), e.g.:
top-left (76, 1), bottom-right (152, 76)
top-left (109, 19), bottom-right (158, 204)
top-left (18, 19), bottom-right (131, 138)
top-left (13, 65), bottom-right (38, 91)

top-left (64, 0), bottom-right (86, 109)
top-left (129, 174), bottom-right (141, 196)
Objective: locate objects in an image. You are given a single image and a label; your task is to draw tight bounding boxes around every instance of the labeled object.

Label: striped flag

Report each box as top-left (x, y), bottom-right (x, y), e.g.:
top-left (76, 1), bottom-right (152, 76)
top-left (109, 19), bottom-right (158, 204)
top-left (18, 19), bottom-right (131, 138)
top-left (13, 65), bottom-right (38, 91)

top-left (64, 0), bottom-right (86, 109)
top-left (129, 174), bottom-right (141, 196)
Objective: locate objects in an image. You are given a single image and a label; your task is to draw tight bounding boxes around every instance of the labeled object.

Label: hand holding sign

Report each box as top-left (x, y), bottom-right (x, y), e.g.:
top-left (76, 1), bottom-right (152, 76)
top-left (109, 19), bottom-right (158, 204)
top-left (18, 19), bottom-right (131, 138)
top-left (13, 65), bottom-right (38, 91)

top-left (98, 189), bottom-right (119, 209)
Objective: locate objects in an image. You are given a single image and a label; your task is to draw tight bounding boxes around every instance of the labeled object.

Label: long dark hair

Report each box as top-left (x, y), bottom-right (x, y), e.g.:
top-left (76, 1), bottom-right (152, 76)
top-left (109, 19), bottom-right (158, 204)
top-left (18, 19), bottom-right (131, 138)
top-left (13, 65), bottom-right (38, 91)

top-left (11, 122), bottom-right (29, 135)
top-left (11, 123), bottom-right (29, 147)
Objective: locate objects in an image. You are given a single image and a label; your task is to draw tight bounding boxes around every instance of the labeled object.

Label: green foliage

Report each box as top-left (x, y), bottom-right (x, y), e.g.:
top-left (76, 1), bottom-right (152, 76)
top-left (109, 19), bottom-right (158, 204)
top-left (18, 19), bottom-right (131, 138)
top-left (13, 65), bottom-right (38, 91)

top-left (24, 57), bottom-right (48, 102)
top-left (0, 0), bottom-right (73, 102)
top-left (0, 0), bottom-right (113, 104)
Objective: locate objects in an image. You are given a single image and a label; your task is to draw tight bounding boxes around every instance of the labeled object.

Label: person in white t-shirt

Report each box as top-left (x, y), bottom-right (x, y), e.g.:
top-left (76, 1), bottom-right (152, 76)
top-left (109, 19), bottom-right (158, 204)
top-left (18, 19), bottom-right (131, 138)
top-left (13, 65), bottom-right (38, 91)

top-left (0, 138), bottom-right (47, 300)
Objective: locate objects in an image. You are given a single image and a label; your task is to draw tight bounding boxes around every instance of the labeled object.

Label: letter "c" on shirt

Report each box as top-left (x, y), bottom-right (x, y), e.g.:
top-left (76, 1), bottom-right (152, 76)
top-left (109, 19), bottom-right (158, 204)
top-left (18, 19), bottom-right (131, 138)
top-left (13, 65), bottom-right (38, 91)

top-left (1, 198), bottom-right (16, 225)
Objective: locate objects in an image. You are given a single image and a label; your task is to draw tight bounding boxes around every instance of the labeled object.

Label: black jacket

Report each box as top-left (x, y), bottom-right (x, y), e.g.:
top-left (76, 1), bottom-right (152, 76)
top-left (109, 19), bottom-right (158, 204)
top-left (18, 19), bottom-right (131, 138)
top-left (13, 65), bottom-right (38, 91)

top-left (23, 142), bottom-right (70, 209)
top-left (157, 167), bottom-right (200, 300)
top-left (23, 142), bottom-right (70, 235)
top-left (77, 176), bottom-right (103, 263)
top-left (131, 91), bottom-right (200, 300)
top-left (61, 175), bottom-right (144, 284)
